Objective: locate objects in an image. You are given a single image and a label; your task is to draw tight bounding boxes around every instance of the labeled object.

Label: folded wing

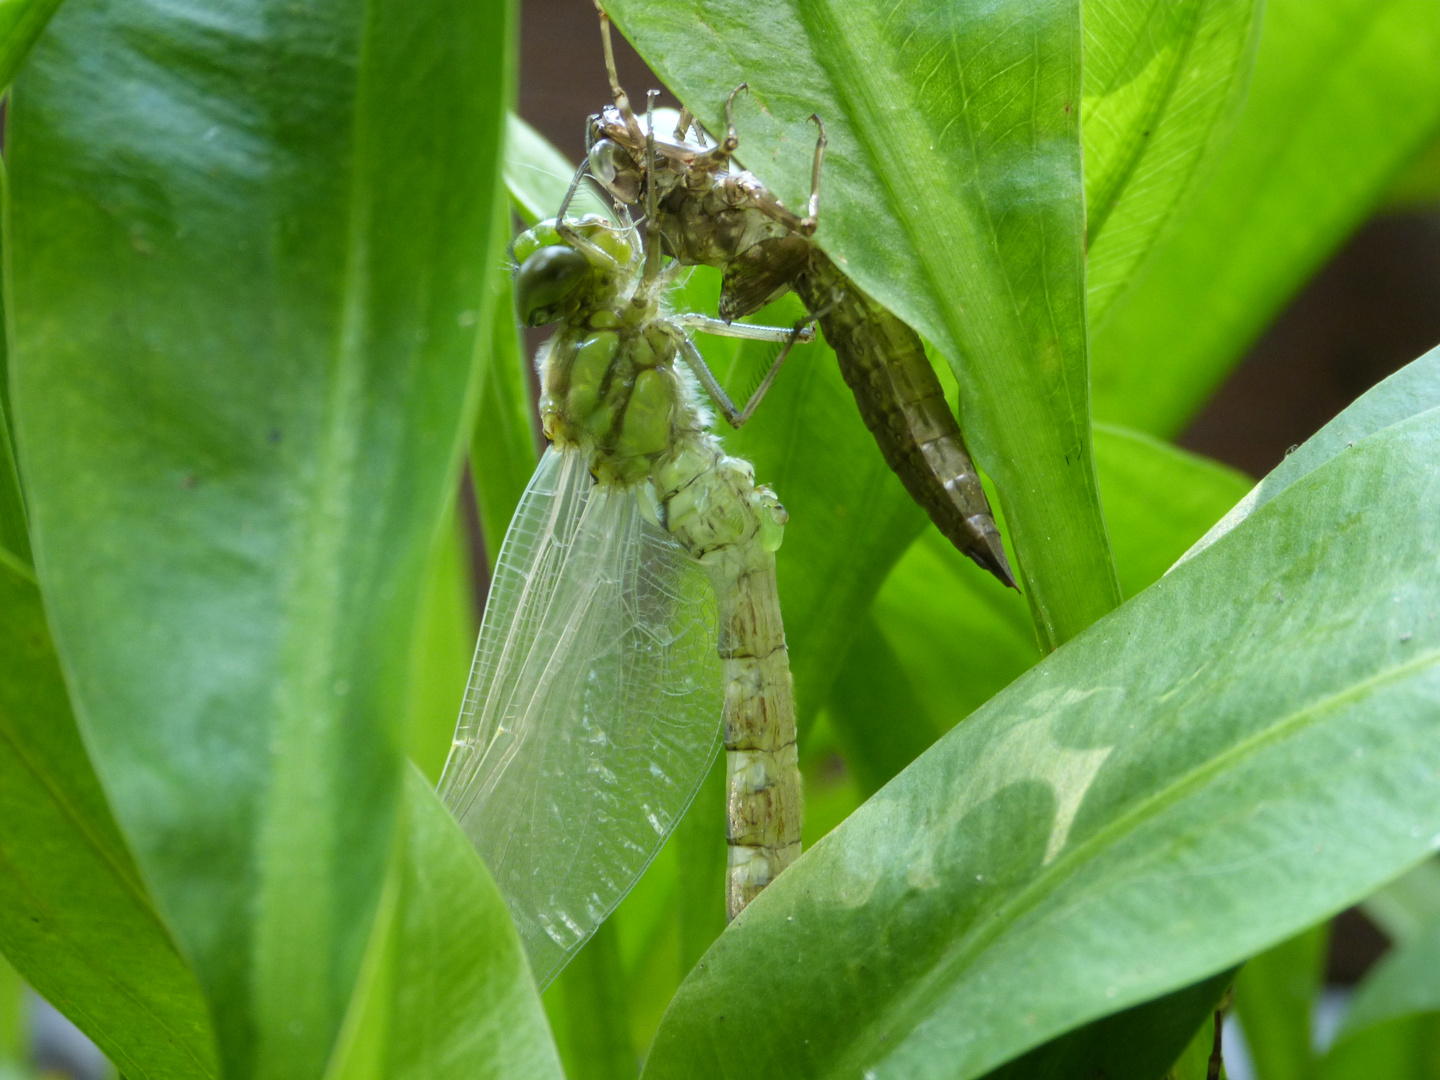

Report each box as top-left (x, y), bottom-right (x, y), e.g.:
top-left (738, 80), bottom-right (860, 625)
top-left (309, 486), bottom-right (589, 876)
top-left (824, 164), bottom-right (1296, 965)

top-left (439, 446), bottom-right (722, 986)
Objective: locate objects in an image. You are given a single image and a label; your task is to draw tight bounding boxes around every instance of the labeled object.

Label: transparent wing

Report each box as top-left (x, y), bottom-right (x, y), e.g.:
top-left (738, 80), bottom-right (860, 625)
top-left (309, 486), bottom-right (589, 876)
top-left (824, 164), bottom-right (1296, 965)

top-left (438, 445), bottom-right (721, 987)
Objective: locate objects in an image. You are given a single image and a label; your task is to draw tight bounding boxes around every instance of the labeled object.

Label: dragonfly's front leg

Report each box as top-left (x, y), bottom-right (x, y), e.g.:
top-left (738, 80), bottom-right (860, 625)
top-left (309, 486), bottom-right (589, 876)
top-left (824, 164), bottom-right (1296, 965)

top-left (678, 312), bottom-right (820, 429)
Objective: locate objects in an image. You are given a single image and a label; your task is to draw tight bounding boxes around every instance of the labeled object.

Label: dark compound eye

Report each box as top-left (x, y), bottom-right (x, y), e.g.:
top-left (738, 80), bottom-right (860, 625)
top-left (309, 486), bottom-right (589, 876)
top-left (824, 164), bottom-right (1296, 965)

top-left (587, 139), bottom-right (641, 204)
top-left (515, 245), bottom-right (590, 327)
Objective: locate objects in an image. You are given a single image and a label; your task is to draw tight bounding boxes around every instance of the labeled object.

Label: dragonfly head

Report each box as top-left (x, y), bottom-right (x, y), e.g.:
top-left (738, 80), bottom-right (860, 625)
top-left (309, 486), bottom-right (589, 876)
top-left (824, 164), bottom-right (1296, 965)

top-left (512, 217), bottom-right (636, 328)
top-left (515, 246), bottom-right (591, 328)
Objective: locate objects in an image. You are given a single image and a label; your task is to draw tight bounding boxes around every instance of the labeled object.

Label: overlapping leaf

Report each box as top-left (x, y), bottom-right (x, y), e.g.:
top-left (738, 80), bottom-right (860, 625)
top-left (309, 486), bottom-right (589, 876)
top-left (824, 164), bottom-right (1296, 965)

top-left (8, 0), bottom-right (512, 1074)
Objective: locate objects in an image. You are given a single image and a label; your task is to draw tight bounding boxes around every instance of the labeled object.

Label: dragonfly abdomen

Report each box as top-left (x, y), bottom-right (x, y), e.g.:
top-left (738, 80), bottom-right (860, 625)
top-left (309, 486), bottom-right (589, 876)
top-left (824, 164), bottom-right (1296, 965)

top-left (655, 437), bottom-right (802, 919)
top-left (794, 253), bottom-right (1016, 588)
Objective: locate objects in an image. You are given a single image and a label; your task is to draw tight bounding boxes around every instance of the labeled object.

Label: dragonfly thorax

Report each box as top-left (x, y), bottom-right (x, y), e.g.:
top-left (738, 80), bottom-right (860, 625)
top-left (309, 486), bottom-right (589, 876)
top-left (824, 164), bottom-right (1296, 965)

top-left (539, 302), bottom-right (706, 488)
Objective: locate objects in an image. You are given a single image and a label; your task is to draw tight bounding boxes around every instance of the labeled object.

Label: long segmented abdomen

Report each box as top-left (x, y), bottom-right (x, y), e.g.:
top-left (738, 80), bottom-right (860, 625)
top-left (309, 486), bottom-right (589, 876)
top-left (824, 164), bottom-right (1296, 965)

top-left (794, 252), bottom-right (1015, 588)
top-left (655, 439), bottom-right (802, 919)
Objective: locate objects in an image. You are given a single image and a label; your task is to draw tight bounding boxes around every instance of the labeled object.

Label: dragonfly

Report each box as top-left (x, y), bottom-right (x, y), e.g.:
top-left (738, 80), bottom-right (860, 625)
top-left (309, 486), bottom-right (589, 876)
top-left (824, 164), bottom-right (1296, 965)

top-left (581, 6), bottom-right (1015, 588)
top-left (438, 165), bottom-right (811, 986)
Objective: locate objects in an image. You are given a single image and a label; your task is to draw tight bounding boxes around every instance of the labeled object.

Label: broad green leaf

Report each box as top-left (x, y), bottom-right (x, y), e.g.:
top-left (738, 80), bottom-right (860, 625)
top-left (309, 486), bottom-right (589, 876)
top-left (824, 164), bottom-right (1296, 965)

top-left (0, 565), bottom-right (216, 1079)
top-left (1084, 0), bottom-right (1262, 327)
top-left (608, 0), bottom-right (1121, 650)
top-left (872, 426), bottom-right (1249, 737)
top-left (1234, 924), bottom-right (1328, 1080)
top-left (1092, 0), bottom-right (1440, 434)
top-left (327, 768), bottom-right (563, 1080)
top-left (1183, 343), bottom-right (1440, 564)
top-left (0, 0), bottom-right (64, 89)
top-left (8, 0), bottom-right (511, 1073)
top-left (642, 386), bottom-right (1440, 1080)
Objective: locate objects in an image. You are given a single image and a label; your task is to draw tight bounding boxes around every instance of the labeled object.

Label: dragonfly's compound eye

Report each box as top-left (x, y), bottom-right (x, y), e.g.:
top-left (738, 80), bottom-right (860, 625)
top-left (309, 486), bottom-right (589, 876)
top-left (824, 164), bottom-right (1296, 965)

top-left (515, 245), bottom-right (591, 327)
top-left (587, 139), bottom-right (641, 203)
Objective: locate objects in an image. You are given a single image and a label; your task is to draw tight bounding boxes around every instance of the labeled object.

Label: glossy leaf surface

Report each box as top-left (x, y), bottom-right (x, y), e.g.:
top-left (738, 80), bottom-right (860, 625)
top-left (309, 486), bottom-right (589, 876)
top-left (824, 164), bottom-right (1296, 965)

top-left (607, 0), bottom-right (1120, 649)
top-left (8, 0), bottom-right (511, 1073)
top-left (644, 374), bottom-right (1440, 1079)
top-left (1092, 0), bottom-right (1440, 433)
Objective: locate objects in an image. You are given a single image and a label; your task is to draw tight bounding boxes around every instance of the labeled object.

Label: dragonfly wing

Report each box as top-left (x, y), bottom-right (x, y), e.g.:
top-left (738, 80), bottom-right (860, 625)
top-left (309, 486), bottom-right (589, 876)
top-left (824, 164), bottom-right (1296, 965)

top-left (439, 446), bottom-right (721, 987)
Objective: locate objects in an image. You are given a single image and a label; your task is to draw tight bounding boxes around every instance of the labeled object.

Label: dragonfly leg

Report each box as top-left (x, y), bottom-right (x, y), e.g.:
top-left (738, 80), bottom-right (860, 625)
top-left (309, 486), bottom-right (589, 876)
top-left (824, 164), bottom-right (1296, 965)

top-left (554, 159), bottom-right (591, 222)
top-left (679, 311), bottom-right (820, 428)
top-left (690, 83), bottom-right (747, 172)
top-left (641, 90), bottom-right (664, 285)
top-left (672, 312), bottom-right (816, 346)
top-left (802, 114), bottom-right (827, 234)
top-left (596, 3), bottom-right (646, 146)
top-left (673, 105), bottom-right (694, 142)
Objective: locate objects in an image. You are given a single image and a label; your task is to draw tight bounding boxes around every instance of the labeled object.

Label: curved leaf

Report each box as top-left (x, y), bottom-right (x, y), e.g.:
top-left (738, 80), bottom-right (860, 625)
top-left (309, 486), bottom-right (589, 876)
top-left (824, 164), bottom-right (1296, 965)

top-left (8, 0), bottom-right (511, 1073)
top-left (1092, 0), bottom-right (1440, 434)
top-left (1084, 0), bottom-right (1262, 327)
top-left (0, 565), bottom-right (216, 1079)
top-left (1183, 342), bottom-right (1440, 563)
top-left (643, 388), bottom-right (1440, 1080)
top-left (607, 0), bottom-right (1120, 649)
top-left (327, 768), bottom-right (562, 1080)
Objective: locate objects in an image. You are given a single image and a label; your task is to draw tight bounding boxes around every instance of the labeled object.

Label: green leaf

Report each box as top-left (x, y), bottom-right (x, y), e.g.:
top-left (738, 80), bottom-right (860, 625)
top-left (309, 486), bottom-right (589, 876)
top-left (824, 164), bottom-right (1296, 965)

top-left (7, 0), bottom-right (512, 1073)
top-left (0, 564), bottom-right (217, 1079)
top-left (1334, 917), bottom-right (1440, 1044)
top-left (1092, 0), bottom-right (1440, 435)
top-left (871, 426), bottom-right (1248, 740)
top-left (0, 0), bottom-right (64, 89)
top-left (1084, 0), bottom-right (1262, 327)
top-left (327, 768), bottom-right (563, 1080)
top-left (642, 378), bottom-right (1440, 1079)
top-left (1183, 343), bottom-right (1440, 565)
top-left (607, 0), bottom-right (1120, 650)
top-left (1233, 924), bottom-right (1328, 1080)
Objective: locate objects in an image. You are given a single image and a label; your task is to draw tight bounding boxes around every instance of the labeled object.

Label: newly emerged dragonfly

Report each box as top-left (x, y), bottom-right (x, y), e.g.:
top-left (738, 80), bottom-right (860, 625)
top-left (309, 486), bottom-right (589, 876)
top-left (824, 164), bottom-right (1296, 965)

top-left (582, 7), bottom-right (1015, 588)
top-left (439, 191), bottom-right (809, 984)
